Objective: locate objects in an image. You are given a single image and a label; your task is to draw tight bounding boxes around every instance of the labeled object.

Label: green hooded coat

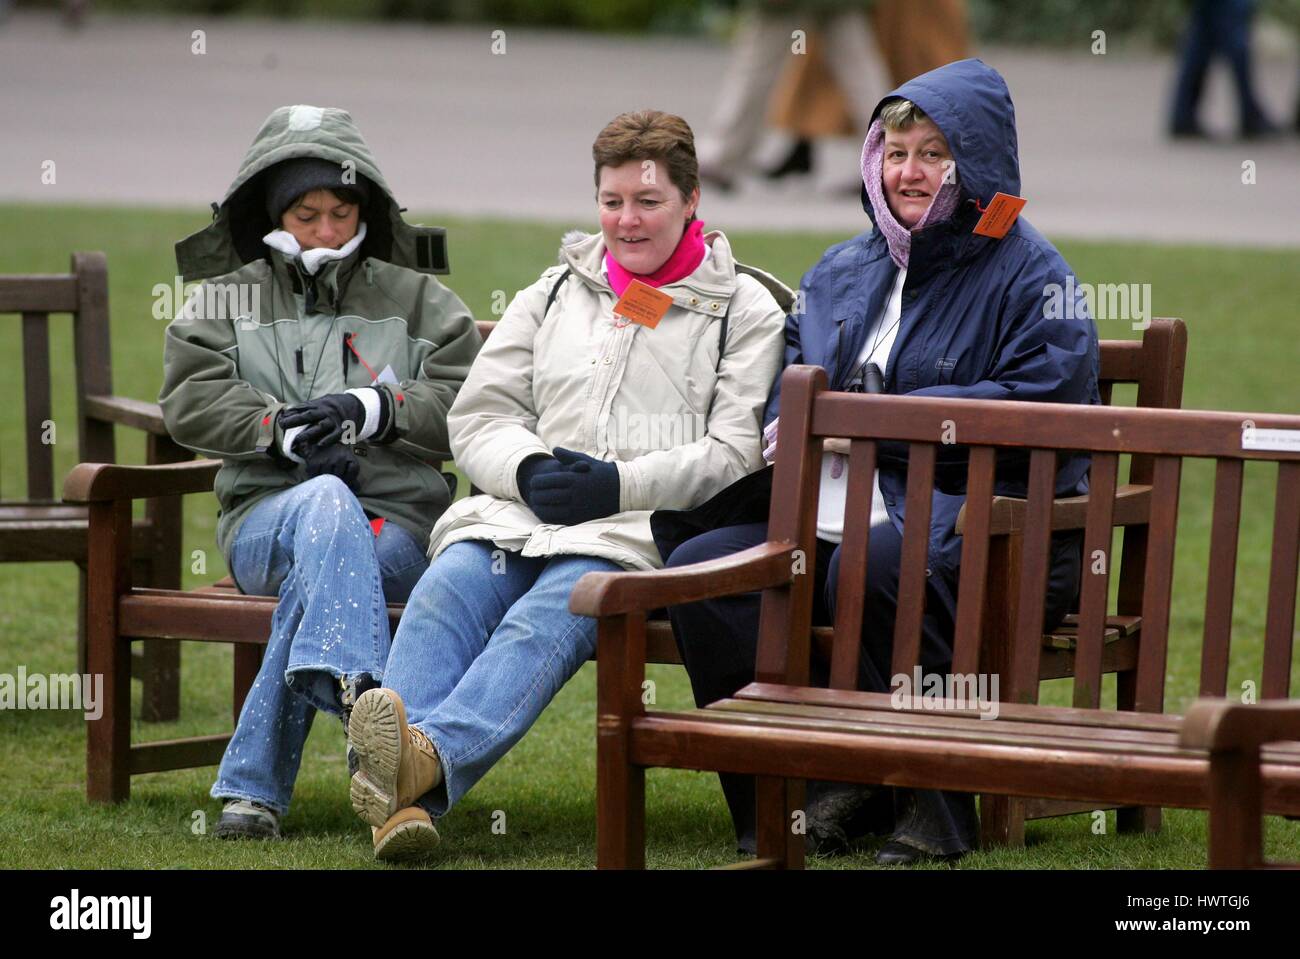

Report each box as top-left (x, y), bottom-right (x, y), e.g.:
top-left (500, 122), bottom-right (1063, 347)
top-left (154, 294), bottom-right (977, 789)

top-left (159, 105), bottom-right (482, 560)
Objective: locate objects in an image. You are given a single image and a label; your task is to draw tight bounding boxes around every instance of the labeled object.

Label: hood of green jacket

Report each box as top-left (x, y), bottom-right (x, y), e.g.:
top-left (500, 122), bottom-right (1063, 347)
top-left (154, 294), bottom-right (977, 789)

top-left (175, 104), bottom-right (450, 281)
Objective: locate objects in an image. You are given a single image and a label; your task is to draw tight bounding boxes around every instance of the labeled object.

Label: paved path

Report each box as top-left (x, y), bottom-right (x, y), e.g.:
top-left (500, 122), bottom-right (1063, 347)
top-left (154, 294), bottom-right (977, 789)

top-left (1, 11), bottom-right (1297, 246)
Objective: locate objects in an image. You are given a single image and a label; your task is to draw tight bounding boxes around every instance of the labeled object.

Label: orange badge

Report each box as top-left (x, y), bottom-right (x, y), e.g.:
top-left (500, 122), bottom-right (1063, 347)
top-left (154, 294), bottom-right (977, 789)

top-left (612, 279), bottom-right (673, 329)
top-left (972, 192), bottom-right (1027, 239)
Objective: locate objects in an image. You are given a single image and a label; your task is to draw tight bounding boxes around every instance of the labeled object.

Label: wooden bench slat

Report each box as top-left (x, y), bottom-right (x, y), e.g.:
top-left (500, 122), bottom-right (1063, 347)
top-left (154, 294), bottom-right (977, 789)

top-left (21, 311), bottom-right (54, 502)
top-left (0, 274), bottom-right (79, 313)
top-left (82, 393), bottom-right (169, 436)
top-left (706, 697), bottom-right (1300, 760)
top-left (1263, 461), bottom-right (1300, 699)
top-left (952, 446), bottom-right (996, 675)
top-left (1038, 634), bottom-right (1139, 681)
top-left (697, 702), bottom-right (1209, 759)
top-left (707, 698), bottom-right (1187, 750)
top-left (828, 438), bottom-right (875, 689)
top-left (1135, 455), bottom-right (1183, 712)
top-left (129, 734), bottom-right (231, 775)
top-left (118, 588), bottom-right (685, 665)
top-left (733, 683), bottom-right (1186, 732)
top-left (1011, 449), bottom-right (1057, 698)
top-left (814, 394), bottom-right (1300, 463)
top-left (1200, 458), bottom-right (1244, 696)
top-left (0, 503), bottom-right (88, 521)
top-left (1051, 612), bottom-right (1142, 639)
top-left (0, 519), bottom-right (155, 563)
top-left (891, 442), bottom-right (934, 676)
top-left (1074, 451), bottom-right (1119, 707)
top-left (1041, 624), bottom-right (1123, 650)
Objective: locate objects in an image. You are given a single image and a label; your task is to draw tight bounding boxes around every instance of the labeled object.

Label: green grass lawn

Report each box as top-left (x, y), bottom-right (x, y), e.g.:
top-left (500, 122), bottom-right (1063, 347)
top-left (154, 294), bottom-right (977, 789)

top-left (1, 203), bottom-right (1297, 869)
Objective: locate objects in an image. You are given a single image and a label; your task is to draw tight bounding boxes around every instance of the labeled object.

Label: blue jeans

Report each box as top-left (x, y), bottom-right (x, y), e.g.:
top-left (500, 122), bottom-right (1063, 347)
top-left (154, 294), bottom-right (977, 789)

top-left (211, 476), bottom-right (428, 814)
top-left (382, 540), bottom-right (619, 816)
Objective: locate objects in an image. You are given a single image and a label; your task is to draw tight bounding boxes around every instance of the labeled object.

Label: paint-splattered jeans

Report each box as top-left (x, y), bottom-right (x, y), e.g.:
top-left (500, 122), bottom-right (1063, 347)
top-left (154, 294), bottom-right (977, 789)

top-left (382, 541), bottom-right (619, 817)
top-left (211, 475), bottom-right (428, 815)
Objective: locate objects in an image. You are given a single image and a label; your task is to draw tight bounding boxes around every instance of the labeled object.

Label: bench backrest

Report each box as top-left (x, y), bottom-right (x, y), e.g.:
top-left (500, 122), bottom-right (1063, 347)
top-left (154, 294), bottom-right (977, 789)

top-left (0, 253), bottom-right (115, 502)
top-left (762, 365), bottom-right (1299, 712)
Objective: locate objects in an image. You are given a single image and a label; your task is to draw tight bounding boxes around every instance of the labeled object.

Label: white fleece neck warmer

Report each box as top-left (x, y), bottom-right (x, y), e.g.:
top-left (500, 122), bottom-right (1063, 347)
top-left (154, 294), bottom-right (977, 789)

top-left (263, 221), bottom-right (368, 275)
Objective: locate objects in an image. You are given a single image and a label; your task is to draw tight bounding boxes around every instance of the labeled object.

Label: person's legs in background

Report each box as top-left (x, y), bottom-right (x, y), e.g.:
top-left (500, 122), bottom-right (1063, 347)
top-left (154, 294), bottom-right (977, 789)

top-left (1170, 0), bottom-right (1218, 136)
top-left (1215, 0), bottom-right (1278, 136)
top-left (698, 10), bottom-right (807, 187)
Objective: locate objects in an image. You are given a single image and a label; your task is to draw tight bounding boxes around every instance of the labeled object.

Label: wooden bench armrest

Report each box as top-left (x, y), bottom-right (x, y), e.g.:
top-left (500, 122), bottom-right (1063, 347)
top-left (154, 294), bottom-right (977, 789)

top-left (956, 484), bottom-right (1152, 536)
top-left (83, 393), bottom-right (169, 436)
top-left (569, 541), bottom-right (797, 618)
top-left (1180, 699), bottom-right (1300, 752)
top-left (63, 460), bottom-right (221, 504)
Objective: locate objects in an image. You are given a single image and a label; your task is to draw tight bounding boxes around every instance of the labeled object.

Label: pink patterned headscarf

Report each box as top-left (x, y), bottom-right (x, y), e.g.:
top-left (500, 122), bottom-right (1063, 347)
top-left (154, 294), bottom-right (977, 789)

top-left (861, 118), bottom-right (961, 269)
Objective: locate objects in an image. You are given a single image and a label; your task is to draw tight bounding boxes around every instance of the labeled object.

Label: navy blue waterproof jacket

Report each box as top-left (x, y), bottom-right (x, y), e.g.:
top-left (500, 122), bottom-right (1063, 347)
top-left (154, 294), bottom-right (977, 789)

top-left (766, 58), bottom-right (1100, 592)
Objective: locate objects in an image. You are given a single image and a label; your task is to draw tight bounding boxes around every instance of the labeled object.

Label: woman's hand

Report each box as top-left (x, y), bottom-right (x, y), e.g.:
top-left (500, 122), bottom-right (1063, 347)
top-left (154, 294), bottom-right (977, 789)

top-left (280, 392), bottom-right (365, 448)
top-left (303, 442), bottom-right (361, 491)
top-left (765, 418), bottom-right (850, 475)
top-left (516, 453), bottom-right (564, 508)
top-left (528, 448), bottom-right (620, 526)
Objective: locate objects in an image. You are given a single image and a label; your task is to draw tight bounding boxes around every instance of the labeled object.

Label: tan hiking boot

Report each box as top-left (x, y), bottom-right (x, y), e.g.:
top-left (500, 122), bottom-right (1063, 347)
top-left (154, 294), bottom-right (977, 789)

top-left (348, 688), bottom-right (443, 828)
top-left (372, 806), bottom-right (440, 863)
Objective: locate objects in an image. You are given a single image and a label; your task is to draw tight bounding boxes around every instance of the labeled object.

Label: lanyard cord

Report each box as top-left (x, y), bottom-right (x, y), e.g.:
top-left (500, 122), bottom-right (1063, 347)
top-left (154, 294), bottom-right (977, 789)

top-left (846, 293), bottom-right (903, 388)
top-left (304, 312), bottom-right (339, 400)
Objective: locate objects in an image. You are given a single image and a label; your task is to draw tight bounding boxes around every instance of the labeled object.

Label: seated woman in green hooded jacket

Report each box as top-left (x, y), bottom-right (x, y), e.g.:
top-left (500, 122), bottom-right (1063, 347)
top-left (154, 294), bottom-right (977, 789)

top-left (158, 105), bottom-right (481, 840)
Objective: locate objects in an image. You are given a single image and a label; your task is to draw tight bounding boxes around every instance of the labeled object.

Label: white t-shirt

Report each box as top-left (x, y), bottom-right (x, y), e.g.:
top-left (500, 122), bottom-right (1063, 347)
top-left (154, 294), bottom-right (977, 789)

top-left (816, 267), bottom-right (906, 544)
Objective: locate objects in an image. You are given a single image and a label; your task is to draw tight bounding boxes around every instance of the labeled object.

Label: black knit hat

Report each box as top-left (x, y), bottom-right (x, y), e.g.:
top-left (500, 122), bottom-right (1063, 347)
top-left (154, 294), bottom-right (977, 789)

top-left (263, 157), bottom-right (370, 222)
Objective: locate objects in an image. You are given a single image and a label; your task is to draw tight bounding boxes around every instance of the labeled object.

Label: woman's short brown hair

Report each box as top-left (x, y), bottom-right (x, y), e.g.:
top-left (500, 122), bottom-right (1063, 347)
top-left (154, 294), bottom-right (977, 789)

top-left (592, 110), bottom-right (699, 202)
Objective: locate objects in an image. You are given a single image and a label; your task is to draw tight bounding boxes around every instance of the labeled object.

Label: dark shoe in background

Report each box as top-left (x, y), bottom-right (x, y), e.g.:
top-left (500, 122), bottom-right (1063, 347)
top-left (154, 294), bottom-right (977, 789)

top-left (763, 138), bottom-right (814, 180)
top-left (1239, 116), bottom-right (1282, 140)
top-left (698, 164), bottom-right (736, 194)
top-left (805, 781), bottom-right (894, 856)
top-left (875, 838), bottom-right (966, 866)
top-left (1169, 119), bottom-right (1213, 140)
top-left (733, 781), bottom-right (895, 858)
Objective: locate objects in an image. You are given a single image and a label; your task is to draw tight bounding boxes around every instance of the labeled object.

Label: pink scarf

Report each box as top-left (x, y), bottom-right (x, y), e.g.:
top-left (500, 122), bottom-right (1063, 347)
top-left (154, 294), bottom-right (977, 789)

top-left (605, 219), bottom-right (707, 296)
top-left (861, 119), bottom-right (960, 269)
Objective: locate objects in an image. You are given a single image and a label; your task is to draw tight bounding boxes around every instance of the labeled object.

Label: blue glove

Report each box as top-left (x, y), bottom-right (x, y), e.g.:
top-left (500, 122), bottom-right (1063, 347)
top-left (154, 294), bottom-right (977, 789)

top-left (516, 453), bottom-right (564, 509)
top-left (528, 447), bottom-right (620, 526)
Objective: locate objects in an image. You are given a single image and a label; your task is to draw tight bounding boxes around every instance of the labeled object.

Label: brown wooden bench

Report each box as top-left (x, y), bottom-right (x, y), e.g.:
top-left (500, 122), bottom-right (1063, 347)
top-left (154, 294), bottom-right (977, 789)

top-left (2, 252), bottom-right (189, 722)
top-left (574, 365), bottom-right (1300, 869)
top-left (67, 318), bottom-right (1187, 806)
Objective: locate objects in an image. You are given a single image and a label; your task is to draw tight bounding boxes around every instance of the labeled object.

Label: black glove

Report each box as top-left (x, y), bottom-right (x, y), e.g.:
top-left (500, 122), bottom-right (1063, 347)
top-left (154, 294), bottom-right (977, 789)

top-left (304, 441), bottom-right (361, 491)
top-left (516, 453), bottom-right (564, 509)
top-left (280, 390), bottom-right (391, 451)
top-left (528, 447), bottom-right (620, 526)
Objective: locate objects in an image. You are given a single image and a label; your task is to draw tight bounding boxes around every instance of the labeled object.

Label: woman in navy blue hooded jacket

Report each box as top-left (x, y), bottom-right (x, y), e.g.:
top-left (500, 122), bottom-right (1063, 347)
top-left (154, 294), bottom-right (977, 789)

top-left (667, 58), bottom-right (1099, 864)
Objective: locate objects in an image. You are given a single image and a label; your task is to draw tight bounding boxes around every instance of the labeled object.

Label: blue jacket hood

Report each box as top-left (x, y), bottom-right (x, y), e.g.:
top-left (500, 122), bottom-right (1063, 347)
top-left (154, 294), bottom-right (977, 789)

top-left (864, 58), bottom-right (1020, 221)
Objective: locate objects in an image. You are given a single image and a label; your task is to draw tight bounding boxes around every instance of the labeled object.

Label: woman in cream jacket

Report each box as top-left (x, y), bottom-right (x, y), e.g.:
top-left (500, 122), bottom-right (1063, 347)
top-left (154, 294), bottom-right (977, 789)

top-left (344, 110), bottom-right (791, 861)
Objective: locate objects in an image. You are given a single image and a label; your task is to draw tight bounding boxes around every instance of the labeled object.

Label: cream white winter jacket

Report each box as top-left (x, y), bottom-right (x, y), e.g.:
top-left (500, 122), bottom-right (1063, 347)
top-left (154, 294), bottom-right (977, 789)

top-left (427, 229), bottom-right (790, 570)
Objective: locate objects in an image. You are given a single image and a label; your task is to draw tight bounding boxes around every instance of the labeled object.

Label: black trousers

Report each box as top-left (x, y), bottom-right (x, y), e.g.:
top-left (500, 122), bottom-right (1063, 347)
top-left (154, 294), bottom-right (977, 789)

top-left (666, 520), bottom-right (1081, 854)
